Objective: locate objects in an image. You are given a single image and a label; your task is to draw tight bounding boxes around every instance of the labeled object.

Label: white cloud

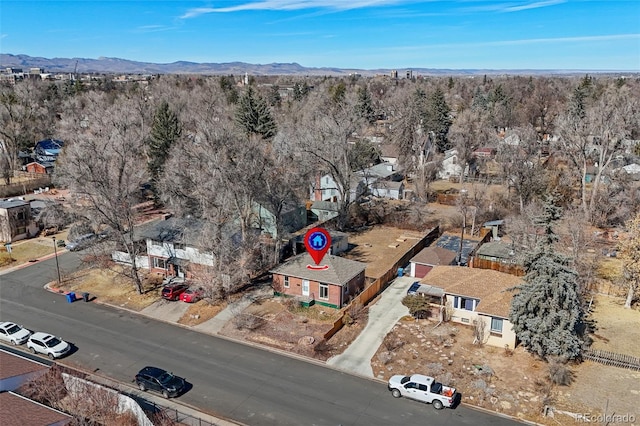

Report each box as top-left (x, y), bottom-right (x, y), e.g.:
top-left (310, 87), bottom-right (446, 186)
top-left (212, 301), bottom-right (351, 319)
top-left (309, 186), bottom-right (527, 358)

top-left (181, 0), bottom-right (404, 18)
top-left (460, 0), bottom-right (566, 14)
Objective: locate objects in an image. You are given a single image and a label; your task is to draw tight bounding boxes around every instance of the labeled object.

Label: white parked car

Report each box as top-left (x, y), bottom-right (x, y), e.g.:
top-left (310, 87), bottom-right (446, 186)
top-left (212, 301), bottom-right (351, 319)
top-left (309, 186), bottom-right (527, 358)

top-left (0, 322), bottom-right (32, 345)
top-left (27, 332), bottom-right (71, 359)
top-left (388, 374), bottom-right (459, 410)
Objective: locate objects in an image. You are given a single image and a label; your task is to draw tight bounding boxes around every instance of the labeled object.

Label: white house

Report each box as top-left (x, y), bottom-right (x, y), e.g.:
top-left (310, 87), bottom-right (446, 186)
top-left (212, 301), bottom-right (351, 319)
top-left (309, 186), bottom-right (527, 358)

top-left (437, 149), bottom-right (464, 180)
top-left (311, 162), bottom-right (403, 202)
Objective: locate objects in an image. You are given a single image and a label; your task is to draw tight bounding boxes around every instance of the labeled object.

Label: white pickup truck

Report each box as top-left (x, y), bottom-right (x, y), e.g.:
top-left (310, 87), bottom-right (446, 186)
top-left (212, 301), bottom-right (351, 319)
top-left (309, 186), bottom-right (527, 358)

top-left (387, 374), bottom-right (459, 409)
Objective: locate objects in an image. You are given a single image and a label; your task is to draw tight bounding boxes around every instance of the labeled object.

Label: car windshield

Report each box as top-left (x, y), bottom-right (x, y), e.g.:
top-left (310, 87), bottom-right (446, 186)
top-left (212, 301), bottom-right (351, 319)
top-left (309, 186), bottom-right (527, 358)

top-left (400, 376), bottom-right (411, 384)
top-left (158, 372), bottom-right (175, 385)
top-left (45, 337), bottom-right (62, 347)
top-left (7, 324), bottom-right (21, 334)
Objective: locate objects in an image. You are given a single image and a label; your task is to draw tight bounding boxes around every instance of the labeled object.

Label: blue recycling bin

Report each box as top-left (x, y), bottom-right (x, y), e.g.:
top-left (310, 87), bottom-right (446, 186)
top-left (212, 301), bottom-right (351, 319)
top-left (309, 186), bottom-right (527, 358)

top-left (397, 267), bottom-right (404, 277)
top-left (66, 292), bottom-right (76, 303)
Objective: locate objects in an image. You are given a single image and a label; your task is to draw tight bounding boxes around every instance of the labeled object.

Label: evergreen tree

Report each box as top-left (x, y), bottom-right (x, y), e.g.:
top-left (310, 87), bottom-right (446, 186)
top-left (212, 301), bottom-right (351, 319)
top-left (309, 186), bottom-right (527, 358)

top-left (509, 194), bottom-right (585, 360)
top-left (423, 88), bottom-right (452, 152)
top-left (147, 101), bottom-right (181, 203)
top-left (355, 86), bottom-right (376, 124)
top-left (234, 86), bottom-right (277, 140)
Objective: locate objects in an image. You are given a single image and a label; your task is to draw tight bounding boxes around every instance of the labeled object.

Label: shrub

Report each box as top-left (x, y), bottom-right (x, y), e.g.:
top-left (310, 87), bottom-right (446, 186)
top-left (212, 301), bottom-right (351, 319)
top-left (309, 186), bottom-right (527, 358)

top-left (548, 357), bottom-right (574, 386)
top-left (232, 313), bottom-right (266, 331)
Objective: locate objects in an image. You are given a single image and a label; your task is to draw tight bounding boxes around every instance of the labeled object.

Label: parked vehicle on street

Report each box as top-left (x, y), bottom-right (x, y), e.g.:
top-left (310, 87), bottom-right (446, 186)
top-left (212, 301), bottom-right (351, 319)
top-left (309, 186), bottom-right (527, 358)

top-left (180, 287), bottom-right (204, 303)
top-left (135, 366), bottom-right (186, 398)
top-left (26, 332), bottom-right (71, 359)
top-left (0, 322), bottom-right (31, 345)
top-left (161, 281), bottom-right (189, 301)
top-left (66, 233), bottom-right (98, 251)
top-left (388, 374), bottom-right (459, 409)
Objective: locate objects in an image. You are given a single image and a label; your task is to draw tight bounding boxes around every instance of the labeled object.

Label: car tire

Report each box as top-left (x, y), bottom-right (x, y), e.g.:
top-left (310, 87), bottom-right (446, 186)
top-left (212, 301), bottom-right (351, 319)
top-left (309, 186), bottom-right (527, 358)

top-left (391, 389), bottom-right (401, 398)
top-left (48, 353), bottom-right (56, 360)
top-left (162, 390), bottom-right (170, 398)
top-left (10, 340), bottom-right (17, 345)
top-left (138, 382), bottom-right (146, 391)
top-left (29, 347), bottom-right (36, 354)
top-left (433, 399), bottom-right (444, 410)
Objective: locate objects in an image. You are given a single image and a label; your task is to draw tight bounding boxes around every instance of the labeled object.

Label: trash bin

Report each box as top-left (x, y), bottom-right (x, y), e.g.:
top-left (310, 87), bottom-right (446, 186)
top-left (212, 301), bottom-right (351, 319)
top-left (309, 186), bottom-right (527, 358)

top-left (397, 267), bottom-right (404, 277)
top-left (82, 292), bottom-right (90, 302)
top-left (66, 292), bottom-right (76, 303)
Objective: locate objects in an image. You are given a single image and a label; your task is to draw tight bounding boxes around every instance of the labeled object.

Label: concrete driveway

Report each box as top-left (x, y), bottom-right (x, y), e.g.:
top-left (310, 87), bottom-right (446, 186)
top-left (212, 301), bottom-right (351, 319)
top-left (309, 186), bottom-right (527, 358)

top-left (140, 299), bottom-right (190, 323)
top-left (327, 275), bottom-right (415, 377)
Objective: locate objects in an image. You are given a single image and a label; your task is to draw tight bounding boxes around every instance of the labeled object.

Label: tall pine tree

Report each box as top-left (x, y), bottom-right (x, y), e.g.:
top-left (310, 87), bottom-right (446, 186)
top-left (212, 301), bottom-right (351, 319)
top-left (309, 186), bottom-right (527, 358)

top-left (147, 101), bottom-right (181, 204)
top-left (509, 194), bottom-right (585, 360)
top-left (235, 87), bottom-right (277, 140)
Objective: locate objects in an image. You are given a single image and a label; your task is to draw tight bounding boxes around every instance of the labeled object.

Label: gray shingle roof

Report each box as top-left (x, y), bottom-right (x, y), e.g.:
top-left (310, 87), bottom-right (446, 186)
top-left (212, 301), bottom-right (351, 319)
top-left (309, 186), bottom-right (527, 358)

top-left (271, 253), bottom-right (366, 286)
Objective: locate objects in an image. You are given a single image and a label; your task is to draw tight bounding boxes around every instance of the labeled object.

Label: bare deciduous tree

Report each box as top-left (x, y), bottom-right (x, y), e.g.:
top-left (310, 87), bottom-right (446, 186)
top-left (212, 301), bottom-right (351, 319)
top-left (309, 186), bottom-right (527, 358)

top-left (56, 91), bottom-right (148, 293)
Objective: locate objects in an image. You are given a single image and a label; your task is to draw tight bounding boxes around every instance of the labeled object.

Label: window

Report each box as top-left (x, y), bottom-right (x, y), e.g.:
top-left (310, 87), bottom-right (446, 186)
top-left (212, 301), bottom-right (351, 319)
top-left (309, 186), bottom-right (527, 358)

top-left (284, 276), bottom-right (289, 288)
top-left (174, 242), bottom-right (186, 250)
top-left (491, 318), bottom-right (503, 334)
top-left (16, 227), bottom-right (26, 235)
top-left (319, 283), bottom-right (329, 299)
top-left (17, 211), bottom-right (25, 220)
top-left (453, 296), bottom-right (476, 311)
top-left (153, 257), bottom-right (167, 269)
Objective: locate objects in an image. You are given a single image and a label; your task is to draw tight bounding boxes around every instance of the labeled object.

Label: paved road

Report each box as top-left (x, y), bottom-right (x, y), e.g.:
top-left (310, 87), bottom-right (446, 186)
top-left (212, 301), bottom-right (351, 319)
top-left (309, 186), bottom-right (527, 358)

top-left (0, 253), bottom-right (525, 426)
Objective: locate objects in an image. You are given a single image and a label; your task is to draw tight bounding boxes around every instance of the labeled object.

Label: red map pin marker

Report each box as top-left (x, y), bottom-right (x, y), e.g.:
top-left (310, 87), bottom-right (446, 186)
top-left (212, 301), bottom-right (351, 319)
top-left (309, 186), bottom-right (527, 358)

top-left (304, 227), bottom-right (331, 267)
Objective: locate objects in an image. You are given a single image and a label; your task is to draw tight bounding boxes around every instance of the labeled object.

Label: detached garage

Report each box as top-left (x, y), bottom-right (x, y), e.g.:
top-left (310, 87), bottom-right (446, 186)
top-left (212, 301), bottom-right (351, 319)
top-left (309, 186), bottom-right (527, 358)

top-left (409, 246), bottom-right (457, 278)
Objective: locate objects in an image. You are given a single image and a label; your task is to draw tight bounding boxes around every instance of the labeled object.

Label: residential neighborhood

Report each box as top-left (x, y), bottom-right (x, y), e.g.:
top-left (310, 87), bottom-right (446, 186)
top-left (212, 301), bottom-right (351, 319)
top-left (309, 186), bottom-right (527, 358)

top-left (1, 64), bottom-right (639, 426)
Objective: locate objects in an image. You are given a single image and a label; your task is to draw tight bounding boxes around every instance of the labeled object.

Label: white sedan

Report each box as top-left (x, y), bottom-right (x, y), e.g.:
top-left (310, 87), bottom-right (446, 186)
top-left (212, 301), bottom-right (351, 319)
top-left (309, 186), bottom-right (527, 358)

top-left (27, 332), bottom-right (71, 359)
top-left (0, 322), bottom-right (32, 345)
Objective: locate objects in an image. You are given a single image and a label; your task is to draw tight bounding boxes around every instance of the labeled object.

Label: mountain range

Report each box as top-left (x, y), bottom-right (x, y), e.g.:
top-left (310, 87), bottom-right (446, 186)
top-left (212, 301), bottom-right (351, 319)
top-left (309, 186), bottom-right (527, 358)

top-left (0, 53), bottom-right (625, 77)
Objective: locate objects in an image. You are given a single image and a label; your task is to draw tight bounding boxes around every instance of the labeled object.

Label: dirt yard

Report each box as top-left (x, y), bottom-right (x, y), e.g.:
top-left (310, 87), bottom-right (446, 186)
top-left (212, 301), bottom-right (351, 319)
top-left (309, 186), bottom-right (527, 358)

top-left (366, 293), bottom-right (640, 426)
top-left (218, 297), bottom-right (368, 360)
top-left (343, 225), bottom-right (428, 278)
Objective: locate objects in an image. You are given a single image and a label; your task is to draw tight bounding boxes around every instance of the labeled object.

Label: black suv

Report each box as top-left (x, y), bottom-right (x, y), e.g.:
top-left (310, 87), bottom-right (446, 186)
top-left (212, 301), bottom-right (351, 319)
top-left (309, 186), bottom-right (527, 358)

top-left (135, 366), bottom-right (185, 398)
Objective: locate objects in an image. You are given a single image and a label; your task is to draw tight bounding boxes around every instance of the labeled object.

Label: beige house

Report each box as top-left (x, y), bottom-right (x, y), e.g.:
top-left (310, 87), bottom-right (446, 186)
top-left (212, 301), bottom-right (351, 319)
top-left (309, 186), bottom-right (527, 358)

top-left (419, 266), bottom-right (522, 349)
top-left (0, 199), bottom-right (39, 243)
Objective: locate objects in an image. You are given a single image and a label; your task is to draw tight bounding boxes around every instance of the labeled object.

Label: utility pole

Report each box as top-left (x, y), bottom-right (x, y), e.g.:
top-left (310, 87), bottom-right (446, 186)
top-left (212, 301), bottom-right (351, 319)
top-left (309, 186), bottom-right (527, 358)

top-left (52, 236), bottom-right (62, 285)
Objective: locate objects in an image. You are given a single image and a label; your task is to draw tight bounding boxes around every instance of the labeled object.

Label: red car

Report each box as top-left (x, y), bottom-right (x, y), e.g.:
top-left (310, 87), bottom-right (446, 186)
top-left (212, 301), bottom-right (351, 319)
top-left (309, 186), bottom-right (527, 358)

top-left (180, 287), bottom-right (204, 303)
top-left (161, 282), bottom-right (189, 301)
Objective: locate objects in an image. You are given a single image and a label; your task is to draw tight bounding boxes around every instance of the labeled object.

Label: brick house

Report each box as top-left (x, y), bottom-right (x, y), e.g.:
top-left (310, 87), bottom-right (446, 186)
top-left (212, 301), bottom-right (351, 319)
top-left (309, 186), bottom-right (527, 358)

top-left (25, 161), bottom-right (54, 174)
top-left (271, 253), bottom-right (367, 309)
top-left (138, 217), bottom-right (214, 279)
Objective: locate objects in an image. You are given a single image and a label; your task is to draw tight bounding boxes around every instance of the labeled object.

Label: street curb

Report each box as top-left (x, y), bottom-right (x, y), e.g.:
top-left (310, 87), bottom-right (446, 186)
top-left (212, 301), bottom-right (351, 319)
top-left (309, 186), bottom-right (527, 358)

top-left (42, 283), bottom-right (538, 425)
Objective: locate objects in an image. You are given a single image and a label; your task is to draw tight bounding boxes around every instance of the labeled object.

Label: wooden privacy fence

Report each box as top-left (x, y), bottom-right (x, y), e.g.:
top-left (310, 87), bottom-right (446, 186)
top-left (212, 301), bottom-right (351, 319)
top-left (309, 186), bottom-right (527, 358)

top-left (470, 257), bottom-right (525, 277)
top-left (0, 175), bottom-right (52, 198)
top-left (323, 226), bottom-right (440, 341)
top-left (583, 349), bottom-right (640, 371)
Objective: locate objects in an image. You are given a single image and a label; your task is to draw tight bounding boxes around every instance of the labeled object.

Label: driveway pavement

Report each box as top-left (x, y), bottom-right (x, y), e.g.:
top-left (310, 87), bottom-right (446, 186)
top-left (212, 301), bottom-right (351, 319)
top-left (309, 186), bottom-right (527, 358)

top-left (326, 276), bottom-right (414, 377)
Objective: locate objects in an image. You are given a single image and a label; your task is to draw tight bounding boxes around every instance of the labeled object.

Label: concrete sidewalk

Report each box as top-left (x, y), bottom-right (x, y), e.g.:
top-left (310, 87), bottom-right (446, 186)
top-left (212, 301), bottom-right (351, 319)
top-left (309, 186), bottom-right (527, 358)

top-left (326, 276), bottom-right (414, 377)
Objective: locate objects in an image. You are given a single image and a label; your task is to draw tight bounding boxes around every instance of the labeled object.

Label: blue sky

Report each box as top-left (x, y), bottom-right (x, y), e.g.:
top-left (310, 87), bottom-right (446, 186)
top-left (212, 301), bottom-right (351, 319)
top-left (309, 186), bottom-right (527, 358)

top-left (1, 1), bottom-right (639, 70)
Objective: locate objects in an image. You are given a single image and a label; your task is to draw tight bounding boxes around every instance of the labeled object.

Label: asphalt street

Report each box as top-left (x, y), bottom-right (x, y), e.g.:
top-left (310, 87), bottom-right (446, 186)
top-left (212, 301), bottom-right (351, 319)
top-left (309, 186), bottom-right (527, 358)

top-left (0, 252), bottom-right (526, 426)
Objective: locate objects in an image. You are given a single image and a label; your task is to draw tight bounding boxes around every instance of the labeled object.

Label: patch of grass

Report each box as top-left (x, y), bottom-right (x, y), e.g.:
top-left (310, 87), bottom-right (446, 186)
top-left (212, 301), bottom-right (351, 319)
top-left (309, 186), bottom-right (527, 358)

top-left (178, 302), bottom-right (226, 326)
top-left (596, 258), bottom-right (623, 281)
top-left (57, 267), bottom-right (160, 311)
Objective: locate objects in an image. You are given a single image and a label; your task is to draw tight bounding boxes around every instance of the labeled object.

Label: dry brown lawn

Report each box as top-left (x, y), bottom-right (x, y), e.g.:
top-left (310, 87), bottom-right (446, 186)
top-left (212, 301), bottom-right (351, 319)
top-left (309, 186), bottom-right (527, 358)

top-left (219, 297), bottom-right (367, 361)
top-left (178, 302), bottom-right (227, 326)
top-left (343, 226), bottom-right (427, 278)
top-left (53, 267), bottom-right (161, 311)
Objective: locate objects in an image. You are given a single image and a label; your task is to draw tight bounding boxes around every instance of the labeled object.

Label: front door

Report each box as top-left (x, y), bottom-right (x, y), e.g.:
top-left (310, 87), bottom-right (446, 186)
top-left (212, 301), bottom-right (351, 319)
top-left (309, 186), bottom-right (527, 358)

top-left (302, 280), bottom-right (309, 297)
